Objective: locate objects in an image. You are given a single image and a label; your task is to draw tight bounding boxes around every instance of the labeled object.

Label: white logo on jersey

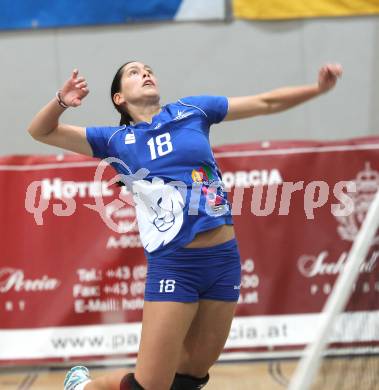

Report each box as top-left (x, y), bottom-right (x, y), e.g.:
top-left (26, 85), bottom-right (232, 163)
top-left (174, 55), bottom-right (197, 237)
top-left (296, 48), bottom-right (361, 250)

top-left (125, 131), bottom-right (136, 144)
top-left (154, 123), bottom-right (162, 130)
top-left (132, 178), bottom-right (185, 252)
top-left (174, 110), bottom-right (193, 121)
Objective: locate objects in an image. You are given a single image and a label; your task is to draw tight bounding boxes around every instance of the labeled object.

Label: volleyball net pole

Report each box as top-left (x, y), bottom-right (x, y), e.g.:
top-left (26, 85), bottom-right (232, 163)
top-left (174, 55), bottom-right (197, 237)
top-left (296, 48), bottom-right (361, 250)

top-left (288, 188), bottom-right (379, 390)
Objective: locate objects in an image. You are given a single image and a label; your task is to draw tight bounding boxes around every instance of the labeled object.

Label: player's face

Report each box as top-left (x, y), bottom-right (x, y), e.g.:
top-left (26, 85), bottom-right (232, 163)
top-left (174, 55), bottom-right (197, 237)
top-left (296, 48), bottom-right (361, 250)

top-left (120, 62), bottom-right (160, 103)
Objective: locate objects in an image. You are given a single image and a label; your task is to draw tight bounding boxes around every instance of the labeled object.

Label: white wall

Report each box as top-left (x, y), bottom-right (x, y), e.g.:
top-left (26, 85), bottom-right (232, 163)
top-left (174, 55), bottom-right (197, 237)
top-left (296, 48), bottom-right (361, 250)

top-left (0, 17), bottom-right (378, 155)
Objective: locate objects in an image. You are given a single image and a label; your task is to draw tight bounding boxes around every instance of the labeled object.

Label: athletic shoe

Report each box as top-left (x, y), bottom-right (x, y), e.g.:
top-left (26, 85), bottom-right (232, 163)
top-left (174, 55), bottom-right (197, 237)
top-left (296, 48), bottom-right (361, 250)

top-left (63, 366), bottom-right (90, 390)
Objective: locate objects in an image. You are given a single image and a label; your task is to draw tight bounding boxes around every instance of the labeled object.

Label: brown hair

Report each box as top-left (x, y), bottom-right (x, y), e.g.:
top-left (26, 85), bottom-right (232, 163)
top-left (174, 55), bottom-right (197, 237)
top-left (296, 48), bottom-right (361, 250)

top-left (110, 61), bottom-right (134, 126)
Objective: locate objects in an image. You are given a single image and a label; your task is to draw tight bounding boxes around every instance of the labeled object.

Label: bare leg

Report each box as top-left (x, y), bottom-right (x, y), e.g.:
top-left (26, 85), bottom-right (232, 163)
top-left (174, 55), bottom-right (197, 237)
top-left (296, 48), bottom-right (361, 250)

top-left (177, 299), bottom-right (237, 378)
top-left (135, 301), bottom-right (198, 390)
top-left (85, 301), bottom-right (198, 390)
top-left (85, 369), bottom-right (129, 390)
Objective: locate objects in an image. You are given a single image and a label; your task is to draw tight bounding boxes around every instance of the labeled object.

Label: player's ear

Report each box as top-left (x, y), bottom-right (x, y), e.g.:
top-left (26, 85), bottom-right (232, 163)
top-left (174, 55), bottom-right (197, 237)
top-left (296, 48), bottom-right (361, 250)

top-left (113, 92), bottom-right (125, 106)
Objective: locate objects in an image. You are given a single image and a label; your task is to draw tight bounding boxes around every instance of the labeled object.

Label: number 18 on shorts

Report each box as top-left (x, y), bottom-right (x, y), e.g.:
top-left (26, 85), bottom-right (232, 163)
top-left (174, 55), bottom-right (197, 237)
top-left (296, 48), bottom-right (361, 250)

top-left (159, 279), bottom-right (176, 293)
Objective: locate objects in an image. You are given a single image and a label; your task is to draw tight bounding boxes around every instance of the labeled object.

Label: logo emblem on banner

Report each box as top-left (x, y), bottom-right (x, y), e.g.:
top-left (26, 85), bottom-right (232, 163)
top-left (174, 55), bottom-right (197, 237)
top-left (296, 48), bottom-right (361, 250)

top-left (0, 268), bottom-right (60, 293)
top-left (335, 162), bottom-right (379, 243)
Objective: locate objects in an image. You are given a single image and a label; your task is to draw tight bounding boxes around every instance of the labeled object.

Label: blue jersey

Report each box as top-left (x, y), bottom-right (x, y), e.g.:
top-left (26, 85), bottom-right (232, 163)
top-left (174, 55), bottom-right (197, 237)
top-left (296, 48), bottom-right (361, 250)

top-left (86, 95), bottom-right (233, 258)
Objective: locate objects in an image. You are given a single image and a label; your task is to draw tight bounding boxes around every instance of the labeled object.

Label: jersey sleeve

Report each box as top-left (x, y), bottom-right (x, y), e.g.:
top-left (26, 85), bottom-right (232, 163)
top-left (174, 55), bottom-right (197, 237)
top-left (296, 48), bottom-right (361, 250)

top-left (179, 95), bottom-right (229, 125)
top-left (85, 126), bottom-right (111, 159)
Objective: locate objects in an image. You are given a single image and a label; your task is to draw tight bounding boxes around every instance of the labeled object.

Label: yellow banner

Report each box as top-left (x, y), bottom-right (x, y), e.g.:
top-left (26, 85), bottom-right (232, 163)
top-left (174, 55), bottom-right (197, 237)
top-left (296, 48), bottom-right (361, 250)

top-left (233, 0), bottom-right (379, 20)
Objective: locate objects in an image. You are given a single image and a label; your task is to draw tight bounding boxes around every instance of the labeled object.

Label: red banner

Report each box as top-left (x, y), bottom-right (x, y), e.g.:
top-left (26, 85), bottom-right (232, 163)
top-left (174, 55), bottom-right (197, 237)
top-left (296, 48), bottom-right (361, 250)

top-left (1, 137), bottom-right (378, 364)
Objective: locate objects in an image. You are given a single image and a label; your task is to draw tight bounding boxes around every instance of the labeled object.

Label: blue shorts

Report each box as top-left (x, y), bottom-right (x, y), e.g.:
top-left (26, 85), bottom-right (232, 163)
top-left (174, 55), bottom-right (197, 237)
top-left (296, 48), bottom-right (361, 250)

top-left (144, 238), bottom-right (241, 302)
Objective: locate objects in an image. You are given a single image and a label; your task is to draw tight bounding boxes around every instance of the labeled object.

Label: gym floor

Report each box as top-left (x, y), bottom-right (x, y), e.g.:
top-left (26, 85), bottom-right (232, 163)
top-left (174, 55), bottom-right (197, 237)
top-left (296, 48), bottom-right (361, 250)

top-left (2, 357), bottom-right (377, 389)
top-left (0, 360), bottom-right (297, 389)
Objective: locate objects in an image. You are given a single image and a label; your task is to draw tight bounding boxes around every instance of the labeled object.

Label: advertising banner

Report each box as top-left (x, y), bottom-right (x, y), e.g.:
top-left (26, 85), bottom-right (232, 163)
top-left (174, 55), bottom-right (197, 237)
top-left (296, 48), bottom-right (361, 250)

top-left (0, 137), bottom-right (378, 364)
top-left (233, 0), bottom-right (379, 20)
top-left (0, 0), bottom-right (225, 30)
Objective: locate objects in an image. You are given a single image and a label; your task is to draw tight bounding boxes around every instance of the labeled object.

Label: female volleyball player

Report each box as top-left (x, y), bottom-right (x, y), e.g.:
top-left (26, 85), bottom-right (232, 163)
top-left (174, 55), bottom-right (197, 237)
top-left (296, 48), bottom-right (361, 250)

top-left (28, 61), bottom-right (342, 390)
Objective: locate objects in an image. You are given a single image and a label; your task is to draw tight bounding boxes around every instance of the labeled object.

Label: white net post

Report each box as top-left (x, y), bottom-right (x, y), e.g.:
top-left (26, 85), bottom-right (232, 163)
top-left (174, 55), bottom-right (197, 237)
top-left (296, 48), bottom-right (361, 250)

top-left (288, 189), bottom-right (379, 390)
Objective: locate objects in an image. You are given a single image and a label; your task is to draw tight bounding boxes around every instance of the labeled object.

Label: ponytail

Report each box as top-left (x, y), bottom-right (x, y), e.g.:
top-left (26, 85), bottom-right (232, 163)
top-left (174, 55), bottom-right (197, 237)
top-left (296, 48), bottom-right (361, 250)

top-left (119, 111), bottom-right (133, 126)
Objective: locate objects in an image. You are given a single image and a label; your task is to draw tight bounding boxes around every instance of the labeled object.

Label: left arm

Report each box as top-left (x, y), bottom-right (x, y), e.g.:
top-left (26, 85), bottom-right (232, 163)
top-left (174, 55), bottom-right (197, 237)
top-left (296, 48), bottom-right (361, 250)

top-left (224, 63), bottom-right (343, 121)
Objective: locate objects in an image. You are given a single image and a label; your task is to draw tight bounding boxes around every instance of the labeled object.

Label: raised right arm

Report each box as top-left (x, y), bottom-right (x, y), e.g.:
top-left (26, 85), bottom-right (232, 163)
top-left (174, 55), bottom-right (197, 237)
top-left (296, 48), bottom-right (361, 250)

top-left (27, 69), bottom-right (93, 157)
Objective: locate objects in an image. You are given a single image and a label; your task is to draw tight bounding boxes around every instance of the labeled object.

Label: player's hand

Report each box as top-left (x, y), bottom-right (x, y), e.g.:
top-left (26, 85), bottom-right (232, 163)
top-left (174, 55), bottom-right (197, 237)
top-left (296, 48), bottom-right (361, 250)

top-left (60, 69), bottom-right (89, 107)
top-left (318, 64), bottom-right (343, 93)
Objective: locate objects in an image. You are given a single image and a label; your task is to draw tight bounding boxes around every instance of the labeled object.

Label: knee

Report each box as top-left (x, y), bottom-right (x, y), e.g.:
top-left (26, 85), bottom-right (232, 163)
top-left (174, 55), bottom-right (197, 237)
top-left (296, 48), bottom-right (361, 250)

top-left (177, 353), bottom-right (211, 379)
